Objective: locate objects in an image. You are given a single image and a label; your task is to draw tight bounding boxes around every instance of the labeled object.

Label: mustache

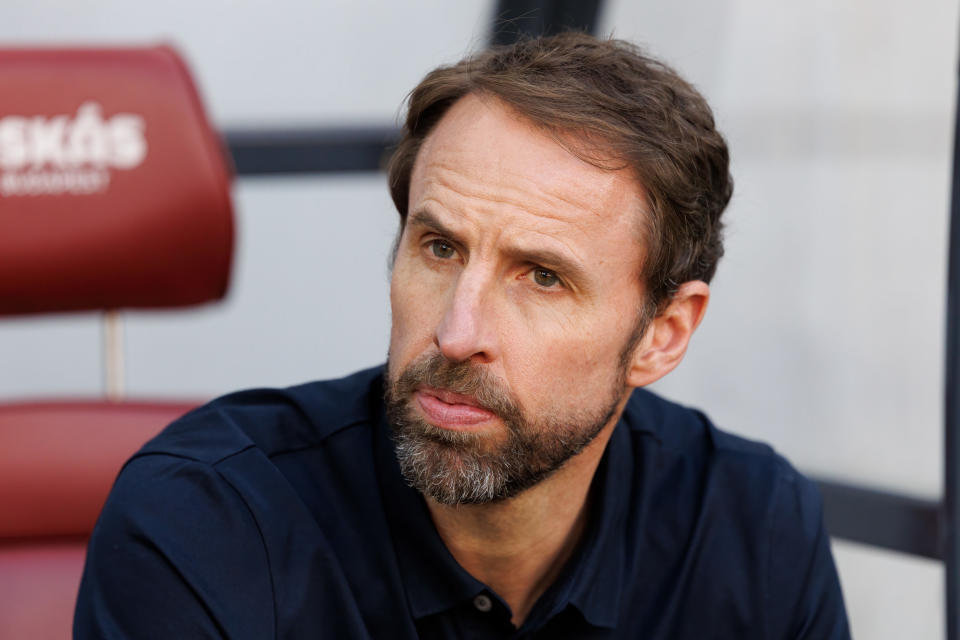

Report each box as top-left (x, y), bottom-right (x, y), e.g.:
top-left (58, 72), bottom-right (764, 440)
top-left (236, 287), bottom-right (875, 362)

top-left (391, 352), bottom-right (523, 426)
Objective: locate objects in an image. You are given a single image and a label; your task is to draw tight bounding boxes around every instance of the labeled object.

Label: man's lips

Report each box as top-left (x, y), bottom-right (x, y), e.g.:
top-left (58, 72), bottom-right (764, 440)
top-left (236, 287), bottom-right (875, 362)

top-left (414, 387), bottom-right (496, 429)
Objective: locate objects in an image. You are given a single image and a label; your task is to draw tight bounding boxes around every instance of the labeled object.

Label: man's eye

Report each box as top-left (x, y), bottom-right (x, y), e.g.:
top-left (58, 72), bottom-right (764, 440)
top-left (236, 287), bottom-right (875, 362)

top-left (532, 268), bottom-right (560, 288)
top-left (430, 239), bottom-right (456, 259)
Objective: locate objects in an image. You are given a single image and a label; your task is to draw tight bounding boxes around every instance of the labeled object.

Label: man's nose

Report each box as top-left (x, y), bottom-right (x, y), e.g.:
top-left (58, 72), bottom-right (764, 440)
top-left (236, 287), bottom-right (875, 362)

top-left (435, 269), bottom-right (498, 364)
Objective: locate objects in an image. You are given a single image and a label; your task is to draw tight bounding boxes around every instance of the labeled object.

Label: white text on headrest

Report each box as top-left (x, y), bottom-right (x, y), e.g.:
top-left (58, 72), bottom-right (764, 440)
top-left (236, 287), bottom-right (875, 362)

top-left (0, 102), bottom-right (147, 196)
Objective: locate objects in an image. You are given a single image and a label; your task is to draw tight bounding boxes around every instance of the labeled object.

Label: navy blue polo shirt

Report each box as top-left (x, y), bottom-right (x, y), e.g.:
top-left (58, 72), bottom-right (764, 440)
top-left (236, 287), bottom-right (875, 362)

top-left (75, 366), bottom-right (849, 639)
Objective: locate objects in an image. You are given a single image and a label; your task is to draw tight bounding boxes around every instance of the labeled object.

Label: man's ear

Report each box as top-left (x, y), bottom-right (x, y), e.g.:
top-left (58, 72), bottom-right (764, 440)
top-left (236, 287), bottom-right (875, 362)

top-left (626, 280), bottom-right (710, 388)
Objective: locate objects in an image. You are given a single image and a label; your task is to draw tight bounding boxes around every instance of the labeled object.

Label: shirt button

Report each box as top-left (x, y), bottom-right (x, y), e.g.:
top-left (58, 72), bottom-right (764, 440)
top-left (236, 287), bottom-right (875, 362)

top-left (473, 594), bottom-right (493, 612)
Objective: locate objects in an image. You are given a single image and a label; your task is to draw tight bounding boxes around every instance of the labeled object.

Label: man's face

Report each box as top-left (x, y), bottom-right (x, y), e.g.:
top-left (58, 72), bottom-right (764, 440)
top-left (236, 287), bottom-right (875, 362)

top-left (386, 93), bottom-right (650, 505)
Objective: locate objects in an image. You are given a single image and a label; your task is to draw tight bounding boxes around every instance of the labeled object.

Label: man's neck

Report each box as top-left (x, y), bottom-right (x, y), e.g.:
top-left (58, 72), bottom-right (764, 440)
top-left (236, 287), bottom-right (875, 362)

top-left (424, 418), bottom-right (619, 628)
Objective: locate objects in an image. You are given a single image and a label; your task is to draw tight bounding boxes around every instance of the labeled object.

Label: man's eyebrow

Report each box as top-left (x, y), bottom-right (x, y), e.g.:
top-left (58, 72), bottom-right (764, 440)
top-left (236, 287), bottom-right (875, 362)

top-left (503, 244), bottom-right (589, 287)
top-left (407, 209), bottom-right (458, 239)
top-left (407, 209), bottom-right (450, 234)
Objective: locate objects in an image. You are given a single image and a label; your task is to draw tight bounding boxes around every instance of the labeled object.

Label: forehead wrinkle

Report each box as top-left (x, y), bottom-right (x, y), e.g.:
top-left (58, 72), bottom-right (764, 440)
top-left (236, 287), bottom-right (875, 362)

top-left (418, 158), bottom-right (625, 234)
top-left (413, 92), bottom-right (647, 227)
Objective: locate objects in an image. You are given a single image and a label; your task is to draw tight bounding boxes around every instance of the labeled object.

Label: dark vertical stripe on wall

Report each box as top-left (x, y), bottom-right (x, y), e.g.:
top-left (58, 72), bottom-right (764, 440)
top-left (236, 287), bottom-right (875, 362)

top-left (944, 30), bottom-right (960, 640)
top-left (491, 0), bottom-right (604, 45)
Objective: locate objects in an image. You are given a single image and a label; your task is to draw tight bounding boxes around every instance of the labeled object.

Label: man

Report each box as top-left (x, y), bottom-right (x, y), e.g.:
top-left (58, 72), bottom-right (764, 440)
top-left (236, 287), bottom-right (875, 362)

top-left (75, 32), bottom-right (850, 638)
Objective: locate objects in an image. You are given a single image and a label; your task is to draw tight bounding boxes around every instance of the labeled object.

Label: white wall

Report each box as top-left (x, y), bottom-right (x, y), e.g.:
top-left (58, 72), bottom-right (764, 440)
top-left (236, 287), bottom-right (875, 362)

top-left (1, 1), bottom-right (954, 637)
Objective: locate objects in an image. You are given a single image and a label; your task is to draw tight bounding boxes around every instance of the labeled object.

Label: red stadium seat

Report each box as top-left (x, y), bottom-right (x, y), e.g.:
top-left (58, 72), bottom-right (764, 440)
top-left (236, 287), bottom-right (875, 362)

top-left (0, 46), bottom-right (234, 640)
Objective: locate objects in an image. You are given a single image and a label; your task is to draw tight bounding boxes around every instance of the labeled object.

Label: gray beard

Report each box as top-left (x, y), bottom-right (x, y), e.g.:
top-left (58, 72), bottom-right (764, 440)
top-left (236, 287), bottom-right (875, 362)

top-left (384, 352), bottom-right (625, 505)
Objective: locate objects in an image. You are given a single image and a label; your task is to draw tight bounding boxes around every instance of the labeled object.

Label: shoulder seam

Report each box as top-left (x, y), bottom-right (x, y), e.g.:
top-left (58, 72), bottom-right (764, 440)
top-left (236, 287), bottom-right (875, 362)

top-left (264, 417), bottom-right (370, 459)
top-left (127, 445), bottom-right (257, 468)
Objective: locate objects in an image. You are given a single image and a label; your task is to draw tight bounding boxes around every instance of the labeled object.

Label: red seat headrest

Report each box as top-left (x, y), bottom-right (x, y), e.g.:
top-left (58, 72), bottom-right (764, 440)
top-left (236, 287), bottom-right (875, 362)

top-left (0, 46), bottom-right (234, 315)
